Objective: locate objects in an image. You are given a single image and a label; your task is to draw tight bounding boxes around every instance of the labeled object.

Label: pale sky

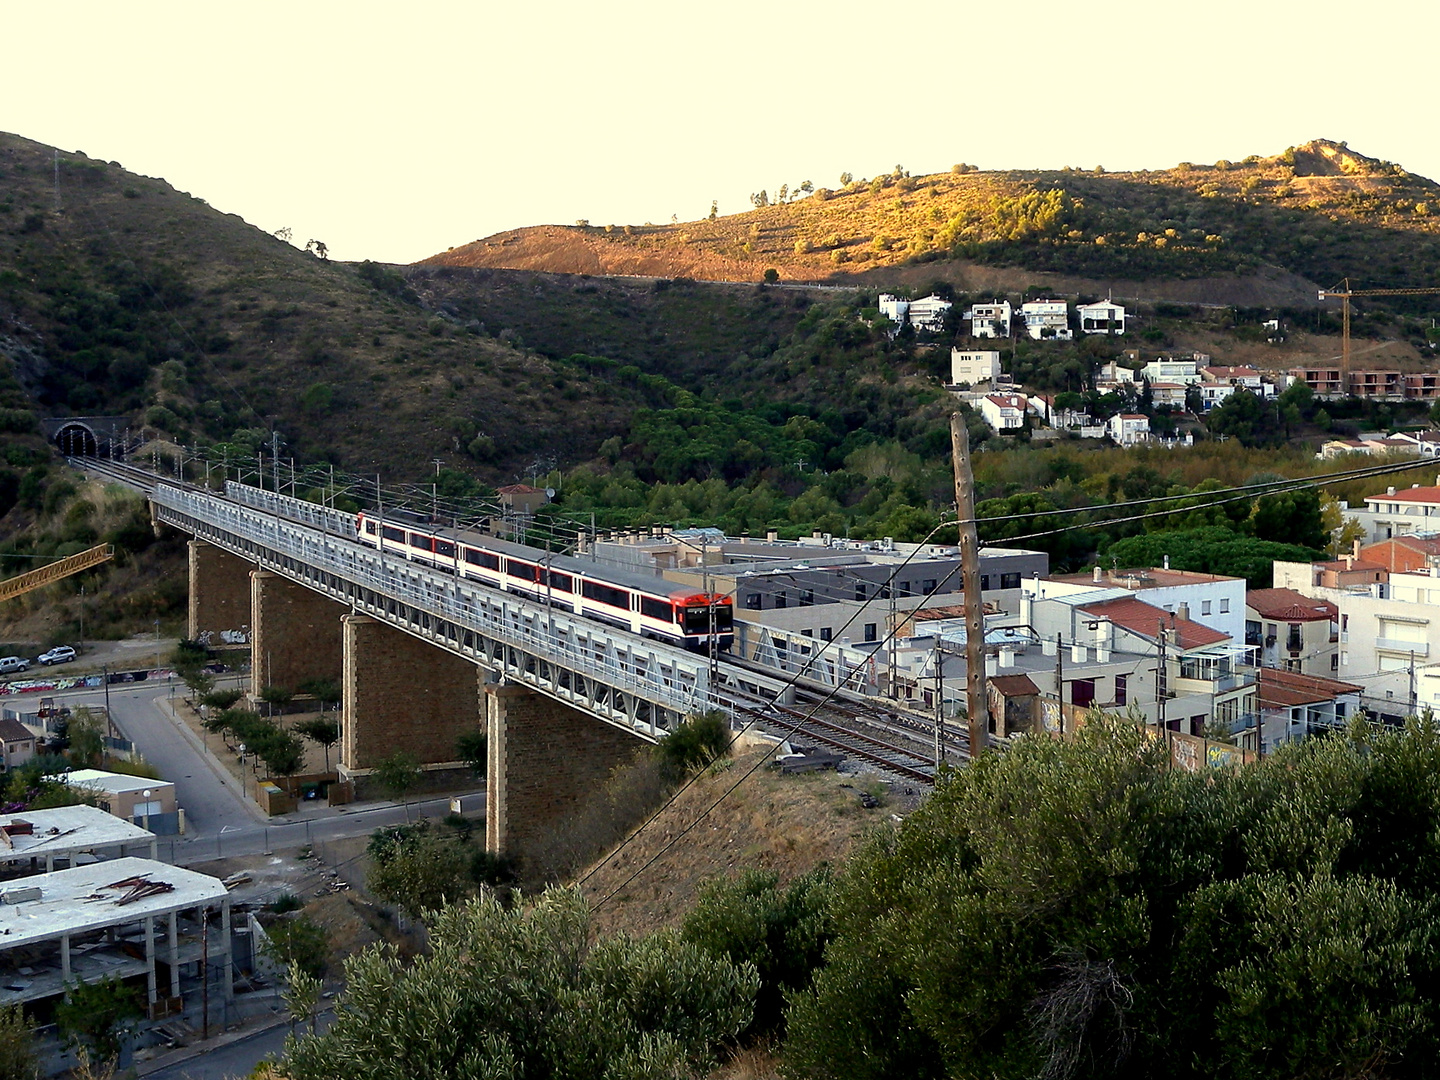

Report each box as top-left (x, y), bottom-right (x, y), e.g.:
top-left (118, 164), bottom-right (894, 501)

top-left (6, 1), bottom-right (1439, 265)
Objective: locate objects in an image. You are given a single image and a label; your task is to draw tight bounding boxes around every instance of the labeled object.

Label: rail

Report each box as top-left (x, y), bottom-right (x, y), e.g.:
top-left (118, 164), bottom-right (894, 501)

top-left (223, 481), bottom-right (359, 540)
top-left (149, 483), bottom-right (741, 737)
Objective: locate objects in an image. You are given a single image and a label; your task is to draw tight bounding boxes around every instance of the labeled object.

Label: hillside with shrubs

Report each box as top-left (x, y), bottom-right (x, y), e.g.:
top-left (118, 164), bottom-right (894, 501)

top-left (425, 140), bottom-right (1440, 302)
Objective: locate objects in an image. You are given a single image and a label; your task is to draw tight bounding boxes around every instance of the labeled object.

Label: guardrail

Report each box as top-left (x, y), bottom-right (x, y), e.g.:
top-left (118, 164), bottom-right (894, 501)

top-left (223, 482), bottom-right (359, 540)
top-left (151, 483), bottom-right (722, 736)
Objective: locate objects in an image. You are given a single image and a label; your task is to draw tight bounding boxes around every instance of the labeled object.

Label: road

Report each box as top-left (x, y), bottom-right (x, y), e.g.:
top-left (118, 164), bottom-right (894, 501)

top-left (22, 679), bottom-right (484, 864)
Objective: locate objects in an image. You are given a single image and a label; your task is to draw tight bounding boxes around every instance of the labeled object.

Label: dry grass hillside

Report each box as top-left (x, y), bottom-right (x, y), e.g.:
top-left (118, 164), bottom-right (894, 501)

top-left (426, 140), bottom-right (1440, 306)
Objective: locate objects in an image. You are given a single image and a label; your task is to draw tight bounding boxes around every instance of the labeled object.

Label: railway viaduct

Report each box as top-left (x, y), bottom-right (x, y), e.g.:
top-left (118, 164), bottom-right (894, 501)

top-left (107, 471), bottom-right (791, 867)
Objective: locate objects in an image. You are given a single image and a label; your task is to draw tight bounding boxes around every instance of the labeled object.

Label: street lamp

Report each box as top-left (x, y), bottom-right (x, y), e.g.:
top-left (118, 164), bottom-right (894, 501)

top-left (141, 789), bottom-right (153, 834)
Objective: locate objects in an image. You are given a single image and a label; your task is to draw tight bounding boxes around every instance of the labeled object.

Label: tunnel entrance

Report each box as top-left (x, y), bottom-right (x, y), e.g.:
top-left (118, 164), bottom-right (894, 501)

top-left (54, 423), bottom-right (99, 456)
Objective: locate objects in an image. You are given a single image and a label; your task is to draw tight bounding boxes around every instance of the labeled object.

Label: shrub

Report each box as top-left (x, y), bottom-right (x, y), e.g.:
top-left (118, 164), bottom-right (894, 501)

top-left (263, 914), bottom-right (329, 979)
top-left (656, 710), bottom-right (729, 784)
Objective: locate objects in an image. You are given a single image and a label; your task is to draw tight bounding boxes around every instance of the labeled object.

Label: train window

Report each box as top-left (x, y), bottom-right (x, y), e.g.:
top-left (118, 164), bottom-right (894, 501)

top-left (581, 580), bottom-right (630, 609)
top-left (508, 559), bottom-right (537, 581)
top-left (714, 606), bottom-right (733, 631)
top-left (364, 521), bottom-right (377, 535)
top-left (409, 533), bottom-right (434, 552)
top-left (640, 597), bottom-right (673, 621)
top-left (434, 540), bottom-right (455, 559)
top-left (463, 548), bottom-right (501, 570)
top-left (382, 526), bottom-right (405, 543)
top-left (548, 572), bottom-right (573, 593)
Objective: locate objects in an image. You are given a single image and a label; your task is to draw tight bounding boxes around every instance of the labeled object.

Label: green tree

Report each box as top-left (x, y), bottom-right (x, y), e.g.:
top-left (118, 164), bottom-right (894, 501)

top-left (55, 976), bottom-right (141, 1063)
top-left (264, 915), bottom-right (329, 980)
top-left (763, 268), bottom-right (780, 284)
top-left (294, 717), bottom-right (340, 772)
top-left (280, 890), bottom-right (758, 1080)
top-left (0, 1006), bottom-right (36, 1080)
top-left (456, 730), bottom-right (487, 778)
top-left (1253, 488), bottom-right (1326, 550)
top-left (66, 708), bottom-right (105, 768)
top-left (283, 961), bottom-right (323, 1038)
top-left (374, 751), bottom-right (422, 819)
top-left (367, 823), bottom-right (474, 919)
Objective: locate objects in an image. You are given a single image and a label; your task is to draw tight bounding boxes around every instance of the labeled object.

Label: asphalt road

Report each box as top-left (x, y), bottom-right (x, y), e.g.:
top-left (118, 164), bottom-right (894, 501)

top-left (20, 680), bottom-right (483, 864)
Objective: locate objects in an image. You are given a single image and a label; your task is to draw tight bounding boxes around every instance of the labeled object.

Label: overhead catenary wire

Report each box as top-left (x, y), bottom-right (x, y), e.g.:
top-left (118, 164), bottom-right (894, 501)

top-left (583, 454), bottom-right (1438, 909)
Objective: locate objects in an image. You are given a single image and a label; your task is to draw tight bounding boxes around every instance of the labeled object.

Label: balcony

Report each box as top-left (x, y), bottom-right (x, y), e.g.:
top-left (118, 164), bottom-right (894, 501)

top-left (1376, 638), bottom-right (1429, 657)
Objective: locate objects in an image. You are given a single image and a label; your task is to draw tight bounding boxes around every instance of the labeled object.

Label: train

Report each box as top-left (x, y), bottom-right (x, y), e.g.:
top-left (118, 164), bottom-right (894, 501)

top-left (354, 509), bottom-right (734, 651)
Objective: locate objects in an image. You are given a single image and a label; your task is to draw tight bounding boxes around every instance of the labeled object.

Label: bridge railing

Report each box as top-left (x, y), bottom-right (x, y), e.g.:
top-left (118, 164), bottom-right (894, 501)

top-left (153, 484), bottom-right (717, 730)
top-left (224, 482), bottom-right (359, 540)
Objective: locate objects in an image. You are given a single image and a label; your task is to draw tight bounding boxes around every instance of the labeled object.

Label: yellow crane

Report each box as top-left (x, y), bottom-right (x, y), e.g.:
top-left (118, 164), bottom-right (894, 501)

top-left (0, 544), bottom-right (114, 604)
top-left (1318, 278), bottom-right (1440, 387)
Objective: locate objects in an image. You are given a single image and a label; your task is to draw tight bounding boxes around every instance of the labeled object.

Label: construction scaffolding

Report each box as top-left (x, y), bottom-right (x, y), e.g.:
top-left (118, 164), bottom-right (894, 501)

top-left (0, 545), bottom-right (113, 604)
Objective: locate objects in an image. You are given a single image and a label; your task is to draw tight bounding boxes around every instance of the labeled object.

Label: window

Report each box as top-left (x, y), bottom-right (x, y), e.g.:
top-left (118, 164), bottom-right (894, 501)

top-left (1332, 653), bottom-right (1339, 671)
top-left (744, 593), bottom-right (762, 610)
top-left (799, 589), bottom-right (814, 606)
top-left (548, 572), bottom-right (573, 593)
top-left (581, 580), bottom-right (630, 609)
top-left (640, 597), bottom-right (673, 622)
top-left (802, 628), bottom-right (813, 638)
top-left (1245, 620), bottom-right (1262, 646)
top-left (1072, 679), bottom-right (1096, 708)
top-left (854, 583), bottom-right (868, 601)
top-left (980, 575), bottom-right (991, 591)
top-left (1202, 600), bottom-right (1212, 616)
top-left (1000, 573), bottom-right (1021, 589)
top-left (899, 581), bottom-right (913, 597)
top-left (774, 592), bottom-right (787, 609)
top-left (464, 548), bottom-right (501, 571)
top-left (1220, 599), bottom-right (1230, 613)
top-left (921, 579), bottom-right (937, 595)
top-left (820, 628), bottom-right (832, 642)
top-left (1114, 674), bottom-right (1127, 705)
top-left (1287, 624), bottom-right (1303, 651)
top-left (409, 532), bottom-right (434, 552)
top-left (863, 623), bottom-right (878, 642)
top-left (364, 521), bottom-right (377, 535)
top-left (382, 525), bottom-right (405, 543)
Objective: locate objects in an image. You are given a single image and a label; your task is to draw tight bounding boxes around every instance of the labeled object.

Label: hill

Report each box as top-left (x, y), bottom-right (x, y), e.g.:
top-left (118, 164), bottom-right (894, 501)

top-left (0, 131), bottom-right (627, 479)
top-left (424, 140), bottom-right (1440, 306)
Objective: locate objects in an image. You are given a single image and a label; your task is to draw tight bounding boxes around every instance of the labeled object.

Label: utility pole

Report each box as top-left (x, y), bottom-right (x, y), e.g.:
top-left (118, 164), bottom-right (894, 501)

top-left (933, 632), bottom-right (944, 767)
top-left (1055, 632), bottom-right (1064, 738)
top-left (1410, 649), bottom-right (1417, 715)
top-left (949, 412), bottom-right (988, 756)
top-left (1156, 620), bottom-right (1169, 739)
top-left (270, 431), bottom-right (281, 493)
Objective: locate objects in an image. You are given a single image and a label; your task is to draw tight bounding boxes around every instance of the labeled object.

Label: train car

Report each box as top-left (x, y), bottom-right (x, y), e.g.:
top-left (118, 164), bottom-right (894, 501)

top-left (355, 510), bottom-right (733, 651)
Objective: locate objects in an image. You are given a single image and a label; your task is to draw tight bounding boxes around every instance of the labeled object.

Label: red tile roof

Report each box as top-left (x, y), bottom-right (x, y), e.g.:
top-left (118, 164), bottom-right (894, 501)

top-left (496, 483), bottom-right (542, 495)
top-left (1258, 667), bottom-right (1362, 709)
top-left (1367, 486), bottom-right (1440, 505)
top-left (1245, 588), bottom-right (1336, 622)
top-left (989, 674), bottom-right (1041, 697)
top-left (1079, 596), bottom-right (1228, 649)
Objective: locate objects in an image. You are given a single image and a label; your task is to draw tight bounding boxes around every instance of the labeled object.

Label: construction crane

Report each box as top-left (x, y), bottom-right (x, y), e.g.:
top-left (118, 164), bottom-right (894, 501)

top-left (1318, 278), bottom-right (1440, 386)
top-left (0, 544), bottom-right (114, 604)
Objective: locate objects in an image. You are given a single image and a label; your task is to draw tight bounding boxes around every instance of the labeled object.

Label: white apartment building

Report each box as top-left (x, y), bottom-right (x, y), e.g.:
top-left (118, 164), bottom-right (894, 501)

top-left (950, 349), bottom-right (1001, 386)
top-left (1021, 300), bottom-right (1073, 341)
top-left (1198, 381), bottom-right (1237, 410)
top-left (978, 393), bottom-right (1028, 431)
top-left (878, 294), bottom-right (909, 327)
top-left (965, 300), bottom-right (1012, 338)
top-left (1142, 359), bottom-right (1201, 385)
top-left (879, 293), bottom-right (951, 333)
top-left (1108, 413), bottom-right (1150, 446)
top-left (1201, 366), bottom-right (1267, 392)
top-left (1349, 480), bottom-right (1440, 543)
top-left (1077, 300), bottom-right (1126, 335)
top-left (1035, 565), bottom-right (1247, 644)
top-left (1095, 361), bottom-right (1136, 389)
top-left (1271, 559), bottom-right (1440, 705)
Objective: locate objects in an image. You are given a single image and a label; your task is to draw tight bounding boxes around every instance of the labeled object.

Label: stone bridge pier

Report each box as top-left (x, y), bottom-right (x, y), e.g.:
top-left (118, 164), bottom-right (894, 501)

top-left (249, 570), bottom-right (345, 696)
top-left (187, 540), bottom-right (253, 645)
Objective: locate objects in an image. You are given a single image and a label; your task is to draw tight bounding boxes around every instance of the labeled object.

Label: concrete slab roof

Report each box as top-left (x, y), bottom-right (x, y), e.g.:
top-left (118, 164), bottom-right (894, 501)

top-left (63, 770), bottom-right (174, 797)
top-left (0, 805), bottom-right (153, 860)
top-left (0, 858), bottom-right (226, 948)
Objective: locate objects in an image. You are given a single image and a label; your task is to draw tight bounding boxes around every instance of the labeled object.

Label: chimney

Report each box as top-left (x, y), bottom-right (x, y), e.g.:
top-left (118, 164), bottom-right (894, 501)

top-left (1342, 554), bottom-right (1354, 570)
top-left (1093, 566), bottom-right (1103, 583)
top-left (1353, 537), bottom-right (1362, 559)
top-left (766, 530), bottom-right (778, 543)
top-left (1163, 554), bottom-right (1171, 571)
top-left (1388, 486), bottom-right (1396, 495)
top-left (998, 646), bottom-right (1016, 668)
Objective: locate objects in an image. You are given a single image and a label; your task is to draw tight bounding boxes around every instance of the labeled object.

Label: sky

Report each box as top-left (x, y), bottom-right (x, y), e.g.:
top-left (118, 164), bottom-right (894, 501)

top-left (6, 1), bottom-right (1440, 266)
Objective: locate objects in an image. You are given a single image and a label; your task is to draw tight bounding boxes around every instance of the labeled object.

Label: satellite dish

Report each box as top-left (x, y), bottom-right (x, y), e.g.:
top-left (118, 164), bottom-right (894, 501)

top-left (545, 488), bottom-right (555, 498)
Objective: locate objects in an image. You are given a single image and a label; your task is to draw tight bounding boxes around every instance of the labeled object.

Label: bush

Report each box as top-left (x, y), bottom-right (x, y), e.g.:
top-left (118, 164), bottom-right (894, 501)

top-left (0, 1005), bottom-right (36, 1080)
top-left (55, 976), bottom-right (140, 1061)
top-left (656, 711), bottom-right (730, 784)
top-left (263, 914), bottom-right (329, 979)
top-left (200, 688), bottom-right (244, 709)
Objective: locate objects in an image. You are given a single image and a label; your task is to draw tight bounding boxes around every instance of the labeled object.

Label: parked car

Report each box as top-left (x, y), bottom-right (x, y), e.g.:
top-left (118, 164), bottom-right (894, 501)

top-left (36, 646), bottom-right (76, 667)
top-left (0, 657), bottom-right (29, 675)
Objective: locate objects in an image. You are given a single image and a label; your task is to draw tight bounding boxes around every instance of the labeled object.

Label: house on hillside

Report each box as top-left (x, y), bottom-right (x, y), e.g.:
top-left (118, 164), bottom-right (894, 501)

top-left (1095, 361), bottom-right (1136, 391)
top-left (964, 300), bottom-right (1012, 338)
top-left (1350, 479), bottom-right (1440, 542)
top-left (1142, 358), bottom-right (1201, 385)
top-left (1258, 668), bottom-right (1362, 745)
top-left (1245, 588), bottom-right (1339, 675)
top-left (950, 349), bottom-right (1001, 386)
top-left (0, 717), bottom-right (35, 771)
top-left (1148, 382), bottom-right (1189, 409)
top-left (879, 294), bottom-right (951, 334)
top-left (1202, 366), bottom-right (1268, 393)
top-left (1020, 300), bottom-right (1072, 340)
top-left (1077, 300), bottom-right (1126, 335)
top-left (978, 393), bottom-right (1028, 431)
top-left (1107, 413), bottom-right (1150, 446)
top-left (1359, 536), bottom-right (1440, 574)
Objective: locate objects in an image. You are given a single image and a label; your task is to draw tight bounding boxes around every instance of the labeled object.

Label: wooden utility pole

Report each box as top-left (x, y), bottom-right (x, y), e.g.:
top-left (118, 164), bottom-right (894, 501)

top-left (950, 412), bottom-right (988, 757)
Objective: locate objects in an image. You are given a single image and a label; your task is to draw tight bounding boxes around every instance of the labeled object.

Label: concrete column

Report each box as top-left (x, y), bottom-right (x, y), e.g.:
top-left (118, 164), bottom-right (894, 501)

top-left (485, 682), bottom-right (641, 861)
top-left (340, 614), bottom-right (482, 770)
top-left (221, 901), bottom-right (233, 1002)
top-left (168, 912), bottom-right (180, 998)
top-left (250, 571), bottom-right (344, 696)
top-left (188, 541), bottom-right (253, 644)
top-left (145, 915), bottom-right (156, 1003)
top-left (60, 934), bottom-right (70, 982)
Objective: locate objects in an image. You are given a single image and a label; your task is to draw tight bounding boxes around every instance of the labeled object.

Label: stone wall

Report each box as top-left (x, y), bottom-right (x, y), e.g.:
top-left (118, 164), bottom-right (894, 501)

top-left (250, 571), bottom-right (344, 695)
top-left (187, 541), bottom-right (253, 643)
top-left (486, 683), bottom-right (642, 860)
top-left (340, 614), bottom-right (483, 770)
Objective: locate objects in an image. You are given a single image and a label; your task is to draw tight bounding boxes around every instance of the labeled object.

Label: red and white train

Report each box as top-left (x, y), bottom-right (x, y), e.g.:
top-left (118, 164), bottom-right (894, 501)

top-left (355, 510), bottom-right (734, 651)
